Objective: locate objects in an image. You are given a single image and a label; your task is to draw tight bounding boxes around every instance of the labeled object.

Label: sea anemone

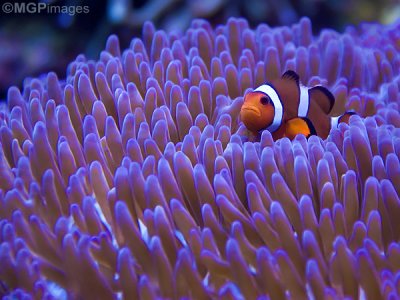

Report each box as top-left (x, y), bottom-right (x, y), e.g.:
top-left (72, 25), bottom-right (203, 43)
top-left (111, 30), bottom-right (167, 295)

top-left (0, 17), bottom-right (400, 299)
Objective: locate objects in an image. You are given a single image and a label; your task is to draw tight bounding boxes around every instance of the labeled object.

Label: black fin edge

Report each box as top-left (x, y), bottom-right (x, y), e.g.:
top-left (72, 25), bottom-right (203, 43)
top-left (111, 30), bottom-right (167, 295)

top-left (301, 117), bottom-right (317, 138)
top-left (282, 70), bottom-right (300, 85)
top-left (309, 86), bottom-right (335, 114)
top-left (338, 111), bottom-right (357, 123)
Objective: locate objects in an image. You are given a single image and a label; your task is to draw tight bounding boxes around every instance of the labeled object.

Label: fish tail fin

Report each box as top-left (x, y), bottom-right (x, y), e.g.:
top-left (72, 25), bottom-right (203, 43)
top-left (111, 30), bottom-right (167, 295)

top-left (338, 111), bottom-right (357, 124)
top-left (331, 111), bottom-right (356, 128)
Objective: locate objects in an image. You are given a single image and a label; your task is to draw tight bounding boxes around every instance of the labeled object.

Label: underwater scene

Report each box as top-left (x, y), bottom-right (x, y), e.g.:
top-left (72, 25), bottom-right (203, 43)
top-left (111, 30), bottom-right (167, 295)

top-left (0, 0), bottom-right (400, 299)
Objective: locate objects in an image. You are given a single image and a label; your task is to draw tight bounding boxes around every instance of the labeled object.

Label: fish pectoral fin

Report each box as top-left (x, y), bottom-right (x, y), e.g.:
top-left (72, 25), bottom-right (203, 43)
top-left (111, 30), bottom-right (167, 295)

top-left (285, 117), bottom-right (317, 139)
top-left (309, 86), bottom-right (335, 114)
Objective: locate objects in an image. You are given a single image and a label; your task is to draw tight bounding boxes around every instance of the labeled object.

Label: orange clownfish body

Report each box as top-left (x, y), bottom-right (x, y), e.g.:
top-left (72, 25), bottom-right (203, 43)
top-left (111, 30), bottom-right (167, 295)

top-left (240, 70), bottom-right (355, 140)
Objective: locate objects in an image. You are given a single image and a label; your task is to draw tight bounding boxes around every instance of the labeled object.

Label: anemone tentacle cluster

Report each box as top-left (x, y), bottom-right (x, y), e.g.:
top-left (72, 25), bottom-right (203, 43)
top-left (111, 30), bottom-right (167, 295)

top-left (0, 17), bottom-right (400, 299)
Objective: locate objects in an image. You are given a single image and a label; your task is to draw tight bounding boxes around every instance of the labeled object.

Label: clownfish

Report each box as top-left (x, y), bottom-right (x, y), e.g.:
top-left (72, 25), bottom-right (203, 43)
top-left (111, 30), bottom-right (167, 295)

top-left (240, 70), bottom-right (355, 140)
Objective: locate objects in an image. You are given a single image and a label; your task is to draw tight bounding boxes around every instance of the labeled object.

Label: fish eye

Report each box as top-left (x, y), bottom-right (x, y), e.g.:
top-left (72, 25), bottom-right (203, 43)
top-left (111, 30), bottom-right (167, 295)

top-left (260, 96), bottom-right (270, 105)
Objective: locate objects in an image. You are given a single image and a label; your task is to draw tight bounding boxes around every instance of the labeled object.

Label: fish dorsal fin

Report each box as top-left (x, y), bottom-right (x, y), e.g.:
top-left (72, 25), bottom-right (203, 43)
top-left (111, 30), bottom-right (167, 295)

top-left (309, 85), bottom-right (335, 114)
top-left (282, 70), bottom-right (300, 85)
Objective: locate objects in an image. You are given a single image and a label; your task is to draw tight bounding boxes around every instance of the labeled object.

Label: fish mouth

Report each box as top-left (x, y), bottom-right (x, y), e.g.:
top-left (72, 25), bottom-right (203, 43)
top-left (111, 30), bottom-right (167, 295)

top-left (241, 106), bottom-right (261, 117)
